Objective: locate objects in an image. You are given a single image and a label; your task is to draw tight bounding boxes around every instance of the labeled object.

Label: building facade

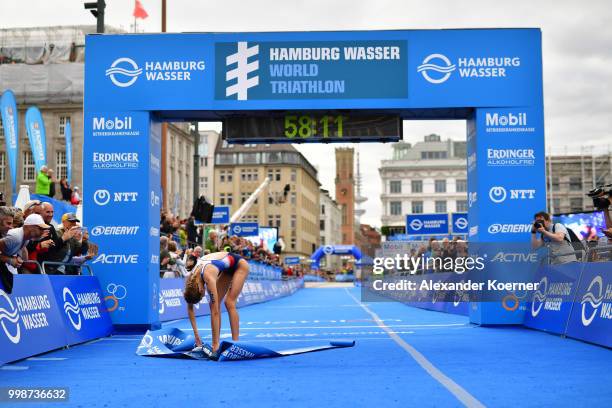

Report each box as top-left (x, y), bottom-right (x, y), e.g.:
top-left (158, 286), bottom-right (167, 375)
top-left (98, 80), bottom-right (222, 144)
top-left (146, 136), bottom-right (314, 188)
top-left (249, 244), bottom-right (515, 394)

top-left (214, 141), bottom-right (320, 257)
top-left (380, 134), bottom-right (467, 231)
top-left (165, 122), bottom-right (195, 218)
top-left (546, 147), bottom-right (612, 214)
top-left (319, 188), bottom-right (342, 271)
top-left (335, 148), bottom-right (355, 244)
top-left (197, 129), bottom-right (220, 202)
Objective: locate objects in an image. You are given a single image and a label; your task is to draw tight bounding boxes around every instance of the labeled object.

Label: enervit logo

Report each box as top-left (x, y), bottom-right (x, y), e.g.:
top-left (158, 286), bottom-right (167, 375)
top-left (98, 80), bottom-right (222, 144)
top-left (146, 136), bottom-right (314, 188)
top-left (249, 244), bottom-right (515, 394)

top-left (62, 287), bottom-right (82, 331)
top-left (0, 289), bottom-right (21, 344)
top-left (417, 54), bottom-right (456, 84)
top-left (323, 245), bottom-right (334, 255)
top-left (93, 254), bottom-right (139, 264)
top-left (487, 148), bottom-right (535, 167)
top-left (93, 189), bottom-right (138, 206)
top-left (418, 55), bottom-right (521, 84)
top-left (226, 42), bottom-right (260, 100)
top-left (489, 186), bottom-right (507, 203)
top-left (409, 219), bottom-right (424, 231)
top-left (531, 276), bottom-right (548, 317)
top-left (489, 186), bottom-right (535, 203)
top-left (468, 192), bottom-right (477, 207)
top-left (491, 252), bottom-right (538, 263)
top-left (91, 226), bottom-right (140, 237)
top-left (485, 112), bottom-right (534, 133)
top-left (105, 283), bottom-right (127, 313)
top-left (106, 58), bottom-right (142, 87)
top-left (488, 223), bottom-right (532, 234)
top-left (93, 152), bottom-right (139, 170)
top-left (454, 217), bottom-right (468, 231)
top-left (151, 191), bottom-right (160, 207)
top-left (581, 276), bottom-right (604, 327)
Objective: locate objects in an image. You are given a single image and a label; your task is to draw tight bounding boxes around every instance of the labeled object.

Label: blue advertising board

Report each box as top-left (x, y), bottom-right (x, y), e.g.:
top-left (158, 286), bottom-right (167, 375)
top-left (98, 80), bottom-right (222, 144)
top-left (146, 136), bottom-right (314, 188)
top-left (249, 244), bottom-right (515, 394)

top-left (211, 206), bottom-right (230, 224)
top-left (284, 257), bottom-right (301, 265)
top-left (565, 262), bottom-right (612, 348)
top-left (230, 222), bottom-right (259, 237)
top-left (406, 214), bottom-right (449, 235)
top-left (451, 213), bottom-right (468, 235)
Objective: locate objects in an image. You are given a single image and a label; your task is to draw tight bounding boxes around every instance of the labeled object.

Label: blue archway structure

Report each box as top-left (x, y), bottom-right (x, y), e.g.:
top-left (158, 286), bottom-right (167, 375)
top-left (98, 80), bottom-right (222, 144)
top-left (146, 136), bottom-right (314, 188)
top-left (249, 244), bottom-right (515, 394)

top-left (84, 28), bottom-right (545, 329)
top-left (310, 245), bottom-right (362, 270)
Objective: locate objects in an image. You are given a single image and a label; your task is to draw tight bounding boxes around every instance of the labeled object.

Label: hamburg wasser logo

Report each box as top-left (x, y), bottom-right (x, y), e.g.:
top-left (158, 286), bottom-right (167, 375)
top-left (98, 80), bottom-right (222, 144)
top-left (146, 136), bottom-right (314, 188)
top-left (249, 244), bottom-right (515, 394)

top-left (581, 276), bottom-right (604, 327)
top-left (417, 54), bottom-right (456, 84)
top-left (531, 277), bottom-right (548, 317)
top-left (225, 42), bottom-right (260, 100)
top-left (409, 219), bottom-right (424, 231)
top-left (106, 58), bottom-right (142, 87)
top-left (0, 289), bottom-right (21, 344)
top-left (63, 287), bottom-right (82, 331)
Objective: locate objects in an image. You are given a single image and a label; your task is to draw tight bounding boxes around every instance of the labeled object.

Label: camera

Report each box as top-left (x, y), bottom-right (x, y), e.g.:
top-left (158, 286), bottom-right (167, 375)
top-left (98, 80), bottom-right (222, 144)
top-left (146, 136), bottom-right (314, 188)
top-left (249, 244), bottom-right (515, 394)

top-left (533, 220), bottom-right (545, 230)
top-left (587, 184), bottom-right (612, 210)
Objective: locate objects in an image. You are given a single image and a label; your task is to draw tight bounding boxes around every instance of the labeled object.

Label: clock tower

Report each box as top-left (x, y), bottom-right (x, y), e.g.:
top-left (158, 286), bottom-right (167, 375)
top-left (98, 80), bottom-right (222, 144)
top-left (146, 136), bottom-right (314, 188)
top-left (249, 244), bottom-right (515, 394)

top-left (335, 148), bottom-right (355, 245)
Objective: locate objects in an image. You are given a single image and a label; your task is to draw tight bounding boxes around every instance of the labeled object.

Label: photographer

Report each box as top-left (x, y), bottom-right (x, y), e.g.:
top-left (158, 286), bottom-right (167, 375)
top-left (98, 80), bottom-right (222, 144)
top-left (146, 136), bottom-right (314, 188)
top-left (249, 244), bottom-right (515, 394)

top-left (531, 211), bottom-right (577, 264)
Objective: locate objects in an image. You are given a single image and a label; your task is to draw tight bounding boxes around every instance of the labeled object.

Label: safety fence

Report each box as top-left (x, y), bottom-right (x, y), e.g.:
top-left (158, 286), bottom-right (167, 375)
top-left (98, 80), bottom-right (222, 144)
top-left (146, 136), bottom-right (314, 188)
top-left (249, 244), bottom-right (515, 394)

top-left (368, 245), bottom-right (611, 348)
top-left (0, 271), bottom-right (304, 365)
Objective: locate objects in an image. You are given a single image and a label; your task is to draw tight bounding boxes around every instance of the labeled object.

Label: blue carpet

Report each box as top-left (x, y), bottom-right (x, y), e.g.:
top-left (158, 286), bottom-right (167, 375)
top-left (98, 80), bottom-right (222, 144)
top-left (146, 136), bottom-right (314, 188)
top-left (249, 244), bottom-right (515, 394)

top-left (0, 286), bottom-right (610, 407)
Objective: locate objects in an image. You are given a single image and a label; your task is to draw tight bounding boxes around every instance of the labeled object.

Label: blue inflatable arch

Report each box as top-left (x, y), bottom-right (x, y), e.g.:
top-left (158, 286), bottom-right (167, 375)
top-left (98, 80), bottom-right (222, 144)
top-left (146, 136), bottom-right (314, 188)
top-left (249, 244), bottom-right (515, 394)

top-left (310, 245), bottom-right (362, 269)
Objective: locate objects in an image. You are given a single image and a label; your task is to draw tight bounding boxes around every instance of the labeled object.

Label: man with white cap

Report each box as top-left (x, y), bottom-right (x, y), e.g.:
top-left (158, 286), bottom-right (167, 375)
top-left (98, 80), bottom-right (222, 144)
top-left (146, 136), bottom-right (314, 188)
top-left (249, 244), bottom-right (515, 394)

top-left (0, 214), bottom-right (50, 274)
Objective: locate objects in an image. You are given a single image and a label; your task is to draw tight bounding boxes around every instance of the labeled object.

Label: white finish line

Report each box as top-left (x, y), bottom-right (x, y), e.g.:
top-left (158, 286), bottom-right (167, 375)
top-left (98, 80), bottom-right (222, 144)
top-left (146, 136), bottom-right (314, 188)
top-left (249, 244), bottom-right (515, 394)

top-left (344, 288), bottom-right (485, 408)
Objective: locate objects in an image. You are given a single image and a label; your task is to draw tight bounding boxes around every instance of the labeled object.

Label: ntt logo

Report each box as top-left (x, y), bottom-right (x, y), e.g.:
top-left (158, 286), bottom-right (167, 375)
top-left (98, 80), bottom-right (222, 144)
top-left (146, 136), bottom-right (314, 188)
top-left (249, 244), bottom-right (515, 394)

top-left (417, 54), bottom-right (456, 84)
top-left (106, 58), bottom-right (142, 87)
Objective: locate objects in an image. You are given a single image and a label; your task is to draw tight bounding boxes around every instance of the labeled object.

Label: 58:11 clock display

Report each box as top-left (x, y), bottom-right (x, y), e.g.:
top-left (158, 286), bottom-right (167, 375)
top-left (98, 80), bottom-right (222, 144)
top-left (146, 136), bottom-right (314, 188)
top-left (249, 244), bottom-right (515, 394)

top-left (224, 113), bottom-right (401, 144)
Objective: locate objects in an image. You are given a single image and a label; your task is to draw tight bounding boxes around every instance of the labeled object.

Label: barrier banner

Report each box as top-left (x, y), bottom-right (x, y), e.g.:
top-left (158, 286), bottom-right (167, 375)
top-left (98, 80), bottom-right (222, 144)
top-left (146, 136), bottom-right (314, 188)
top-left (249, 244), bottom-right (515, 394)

top-left (48, 275), bottom-right (113, 346)
top-left (406, 214), bottom-right (449, 235)
top-left (136, 327), bottom-right (355, 361)
top-left (24, 106), bottom-right (47, 171)
top-left (65, 120), bottom-right (72, 183)
top-left (523, 263), bottom-right (582, 335)
top-left (565, 262), bottom-right (612, 348)
top-left (0, 89), bottom-right (19, 194)
top-left (0, 276), bottom-right (67, 366)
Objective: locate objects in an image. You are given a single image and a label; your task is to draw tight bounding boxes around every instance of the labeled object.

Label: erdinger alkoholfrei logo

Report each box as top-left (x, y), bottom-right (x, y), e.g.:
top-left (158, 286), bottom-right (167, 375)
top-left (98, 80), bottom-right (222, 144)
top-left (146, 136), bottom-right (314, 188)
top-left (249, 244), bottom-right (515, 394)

top-left (225, 42), bottom-right (260, 100)
top-left (417, 54), bottom-right (456, 84)
top-left (63, 287), bottom-right (82, 331)
top-left (531, 276), bottom-right (548, 317)
top-left (409, 219), bottom-right (424, 231)
top-left (581, 275), bottom-right (604, 327)
top-left (489, 186), bottom-right (507, 203)
top-left (106, 58), bottom-right (143, 88)
top-left (0, 289), bottom-right (20, 344)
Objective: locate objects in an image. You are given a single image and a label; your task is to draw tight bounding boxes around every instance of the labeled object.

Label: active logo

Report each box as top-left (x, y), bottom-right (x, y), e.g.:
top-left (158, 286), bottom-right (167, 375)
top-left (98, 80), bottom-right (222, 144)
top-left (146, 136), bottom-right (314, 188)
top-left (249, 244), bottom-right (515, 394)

top-left (488, 223), bottom-right (532, 234)
top-left (226, 42), bottom-right (260, 100)
top-left (106, 57), bottom-right (206, 88)
top-left (0, 289), bottom-right (21, 344)
top-left (491, 252), bottom-right (538, 263)
top-left (418, 54), bottom-right (521, 84)
top-left (93, 189), bottom-right (138, 206)
top-left (487, 148), bottom-right (535, 167)
top-left (489, 186), bottom-right (536, 203)
top-left (581, 276), bottom-right (604, 327)
top-left (93, 254), bottom-right (139, 265)
top-left (93, 152), bottom-right (139, 170)
top-left (417, 54), bottom-right (456, 84)
top-left (106, 58), bottom-right (142, 87)
top-left (62, 287), bottom-right (82, 331)
top-left (91, 226), bottom-right (140, 237)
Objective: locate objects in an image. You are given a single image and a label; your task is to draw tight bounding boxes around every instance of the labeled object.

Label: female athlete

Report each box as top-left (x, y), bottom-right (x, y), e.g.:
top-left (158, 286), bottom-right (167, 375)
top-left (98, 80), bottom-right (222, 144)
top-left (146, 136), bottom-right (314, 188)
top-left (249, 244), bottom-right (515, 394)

top-left (183, 251), bottom-right (250, 355)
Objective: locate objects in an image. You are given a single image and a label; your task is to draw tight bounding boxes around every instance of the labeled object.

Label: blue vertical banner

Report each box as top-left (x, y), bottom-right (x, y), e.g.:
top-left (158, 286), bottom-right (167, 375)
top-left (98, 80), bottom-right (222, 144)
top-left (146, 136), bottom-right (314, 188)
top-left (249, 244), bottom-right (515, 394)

top-left (25, 106), bottom-right (47, 171)
top-left (65, 120), bottom-right (72, 184)
top-left (0, 90), bottom-right (19, 194)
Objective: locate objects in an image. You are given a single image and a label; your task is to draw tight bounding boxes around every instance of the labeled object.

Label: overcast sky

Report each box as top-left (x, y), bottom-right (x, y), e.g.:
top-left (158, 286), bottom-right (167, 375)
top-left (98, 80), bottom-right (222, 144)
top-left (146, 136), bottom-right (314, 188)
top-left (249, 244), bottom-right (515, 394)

top-left (2, 0), bottom-right (611, 227)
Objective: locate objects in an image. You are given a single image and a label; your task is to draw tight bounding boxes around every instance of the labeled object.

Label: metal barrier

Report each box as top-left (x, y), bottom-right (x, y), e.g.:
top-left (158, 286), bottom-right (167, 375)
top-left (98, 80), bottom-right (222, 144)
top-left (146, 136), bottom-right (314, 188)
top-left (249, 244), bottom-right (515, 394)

top-left (41, 261), bottom-right (94, 276)
top-left (21, 260), bottom-right (43, 274)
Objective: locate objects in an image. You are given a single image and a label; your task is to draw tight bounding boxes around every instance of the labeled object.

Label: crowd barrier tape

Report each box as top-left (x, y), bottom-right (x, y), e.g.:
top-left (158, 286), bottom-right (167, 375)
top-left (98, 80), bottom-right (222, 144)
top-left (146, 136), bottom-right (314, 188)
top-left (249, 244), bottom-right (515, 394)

top-left (0, 275), bottom-right (113, 365)
top-left (159, 276), bottom-right (304, 322)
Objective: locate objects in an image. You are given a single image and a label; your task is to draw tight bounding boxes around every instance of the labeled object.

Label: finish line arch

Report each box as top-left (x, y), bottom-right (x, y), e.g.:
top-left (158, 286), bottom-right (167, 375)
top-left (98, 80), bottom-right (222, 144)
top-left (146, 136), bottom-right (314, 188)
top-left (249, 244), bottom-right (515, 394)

top-left (310, 245), bottom-right (362, 270)
top-left (84, 28), bottom-right (545, 328)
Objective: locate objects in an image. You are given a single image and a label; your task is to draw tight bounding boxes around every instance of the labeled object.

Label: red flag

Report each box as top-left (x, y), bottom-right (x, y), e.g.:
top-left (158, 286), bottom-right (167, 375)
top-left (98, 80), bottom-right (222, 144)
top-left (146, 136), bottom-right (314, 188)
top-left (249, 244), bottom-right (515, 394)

top-left (133, 0), bottom-right (149, 19)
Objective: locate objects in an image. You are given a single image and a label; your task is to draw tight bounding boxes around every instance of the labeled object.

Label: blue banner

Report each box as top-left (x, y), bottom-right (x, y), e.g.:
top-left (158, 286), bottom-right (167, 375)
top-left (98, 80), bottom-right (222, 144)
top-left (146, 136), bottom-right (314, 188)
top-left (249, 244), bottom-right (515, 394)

top-left (284, 256), bottom-right (300, 265)
top-left (65, 120), bottom-right (72, 184)
top-left (230, 222), bottom-right (259, 237)
top-left (211, 206), bottom-right (230, 224)
top-left (451, 213), bottom-right (468, 234)
top-left (523, 263), bottom-right (582, 335)
top-left (0, 90), bottom-right (19, 194)
top-left (25, 106), bottom-right (47, 171)
top-left (406, 214), bottom-right (449, 235)
top-left (565, 262), bottom-right (612, 348)
top-left (48, 275), bottom-right (113, 346)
